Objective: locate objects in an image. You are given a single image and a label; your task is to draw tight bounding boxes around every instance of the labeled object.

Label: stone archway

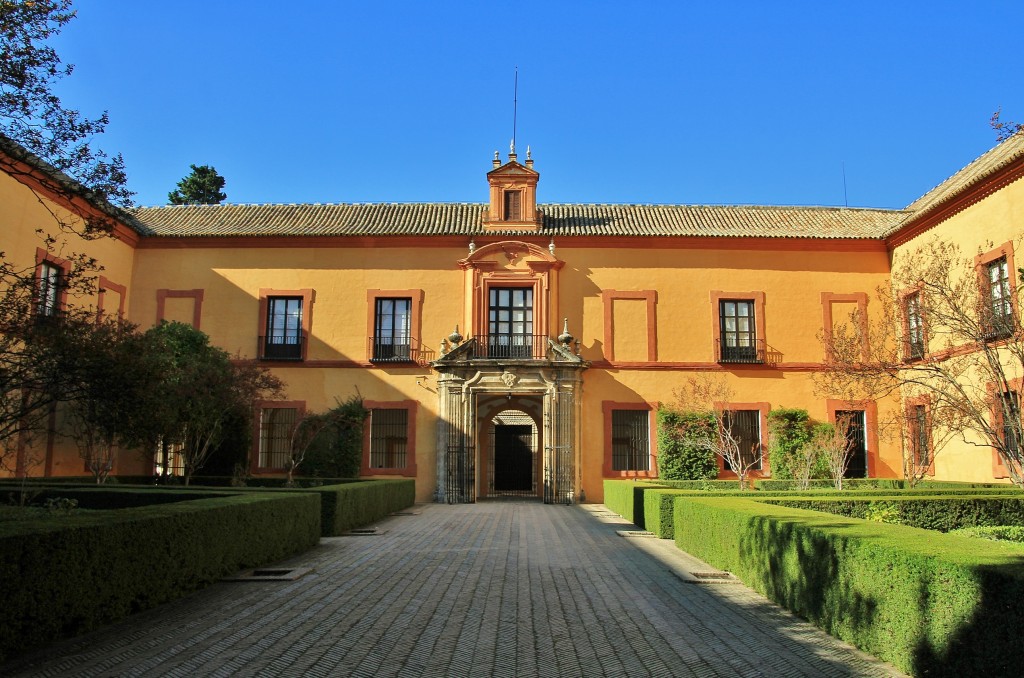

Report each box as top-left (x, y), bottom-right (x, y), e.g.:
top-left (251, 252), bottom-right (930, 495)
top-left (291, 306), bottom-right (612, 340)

top-left (432, 350), bottom-right (586, 504)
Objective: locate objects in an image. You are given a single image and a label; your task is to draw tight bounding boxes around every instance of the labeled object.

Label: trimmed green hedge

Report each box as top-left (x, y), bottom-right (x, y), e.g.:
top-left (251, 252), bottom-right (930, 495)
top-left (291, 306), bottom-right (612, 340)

top-left (603, 480), bottom-right (670, 528)
top-left (2, 478), bottom-right (416, 537)
top-left (766, 495), bottom-right (1024, 532)
top-left (315, 479), bottom-right (415, 535)
top-left (0, 490), bottom-right (320, 662)
top-left (672, 495), bottom-right (1024, 676)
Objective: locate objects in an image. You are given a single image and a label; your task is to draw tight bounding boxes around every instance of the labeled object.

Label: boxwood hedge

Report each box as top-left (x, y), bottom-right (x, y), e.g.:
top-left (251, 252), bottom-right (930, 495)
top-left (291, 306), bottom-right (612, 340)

top-left (0, 490), bottom-right (320, 662)
top-left (672, 495), bottom-right (1024, 676)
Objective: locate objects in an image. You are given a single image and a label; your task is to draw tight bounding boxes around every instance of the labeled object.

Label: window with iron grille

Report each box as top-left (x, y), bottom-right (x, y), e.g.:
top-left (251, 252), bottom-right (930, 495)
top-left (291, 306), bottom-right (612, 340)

top-left (912, 404), bottom-right (930, 466)
top-left (723, 410), bottom-right (761, 470)
top-left (488, 287), bottom-right (534, 358)
top-left (611, 409), bottom-right (650, 471)
top-left (719, 300), bottom-right (757, 362)
top-left (503, 190), bottom-right (522, 221)
top-left (987, 257), bottom-right (1013, 337)
top-left (373, 297), bottom-right (412, 361)
top-left (38, 261), bottom-right (62, 317)
top-left (905, 292), bottom-right (925, 360)
top-left (370, 408), bottom-right (408, 469)
top-left (264, 297), bottom-right (303, 360)
top-left (258, 407), bottom-right (297, 469)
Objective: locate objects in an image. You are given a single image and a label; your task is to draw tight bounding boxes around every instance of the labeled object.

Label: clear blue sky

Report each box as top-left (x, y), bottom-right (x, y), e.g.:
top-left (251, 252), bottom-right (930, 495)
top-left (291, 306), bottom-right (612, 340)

top-left (54, 1), bottom-right (1024, 209)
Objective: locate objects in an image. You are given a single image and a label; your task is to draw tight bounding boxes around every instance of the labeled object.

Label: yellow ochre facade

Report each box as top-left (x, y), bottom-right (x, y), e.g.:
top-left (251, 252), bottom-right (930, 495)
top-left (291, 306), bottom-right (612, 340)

top-left (4, 134), bottom-right (1024, 502)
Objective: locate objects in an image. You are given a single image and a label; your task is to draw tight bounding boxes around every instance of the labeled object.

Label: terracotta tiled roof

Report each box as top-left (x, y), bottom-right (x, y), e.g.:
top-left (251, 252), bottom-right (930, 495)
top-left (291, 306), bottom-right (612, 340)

top-left (130, 202), bottom-right (907, 240)
top-left (900, 132), bottom-right (1024, 223)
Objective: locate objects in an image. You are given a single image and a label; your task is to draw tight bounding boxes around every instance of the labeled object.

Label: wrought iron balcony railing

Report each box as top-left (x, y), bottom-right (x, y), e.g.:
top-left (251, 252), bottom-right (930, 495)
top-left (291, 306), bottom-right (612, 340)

top-left (716, 339), bottom-right (765, 364)
top-left (368, 336), bottom-right (420, 363)
top-left (477, 333), bottom-right (549, 360)
top-left (259, 331), bottom-right (305, 361)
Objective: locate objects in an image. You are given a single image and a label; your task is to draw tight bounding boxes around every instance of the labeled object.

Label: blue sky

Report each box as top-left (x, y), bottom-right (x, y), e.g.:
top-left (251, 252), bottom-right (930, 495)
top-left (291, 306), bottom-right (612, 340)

top-left (55, 1), bottom-right (1024, 209)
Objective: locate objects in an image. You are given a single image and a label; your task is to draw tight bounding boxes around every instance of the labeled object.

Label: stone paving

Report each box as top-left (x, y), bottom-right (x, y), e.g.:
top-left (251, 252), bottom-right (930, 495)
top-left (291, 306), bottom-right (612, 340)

top-left (2, 502), bottom-right (904, 677)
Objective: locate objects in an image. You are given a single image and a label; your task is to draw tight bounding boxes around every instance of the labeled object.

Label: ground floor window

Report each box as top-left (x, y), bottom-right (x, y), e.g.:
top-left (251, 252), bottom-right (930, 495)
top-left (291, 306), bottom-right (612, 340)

top-left (369, 408), bottom-right (409, 469)
top-left (723, 409), bottom-right (762, 471)
top-left (611, 409), bottom-right (650, 471)
top-left (259, 407), bottom-right (297, 469)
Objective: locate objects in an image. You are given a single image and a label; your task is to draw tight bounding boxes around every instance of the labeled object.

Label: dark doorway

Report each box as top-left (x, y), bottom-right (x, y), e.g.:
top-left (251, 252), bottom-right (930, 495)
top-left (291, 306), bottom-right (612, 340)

top-left (838, 410), bottom-right (868, 478)
top-left (493, 424), bottom-right (534, 493)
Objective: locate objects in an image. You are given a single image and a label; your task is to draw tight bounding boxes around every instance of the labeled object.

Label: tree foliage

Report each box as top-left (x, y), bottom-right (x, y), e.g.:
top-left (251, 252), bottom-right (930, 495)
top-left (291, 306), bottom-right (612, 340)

top-left (61, 319), bottom-right (163, 483)
top-left (672, 375), bottom-right (759, 489)
top-left (286, 395), bottom-right (368, 483)
top-left (0, 0), bottom-right (133, 209)
top-left (819, 236), bottom-right (1024, 487)
top-left (766, 408), bottom-right (830, 484)
top-left (168, 164), bottom-right (226, 205)
top-left (138, 322), bottom-right (283, 484)
top-left (656, 407), bottom-right (718, 481)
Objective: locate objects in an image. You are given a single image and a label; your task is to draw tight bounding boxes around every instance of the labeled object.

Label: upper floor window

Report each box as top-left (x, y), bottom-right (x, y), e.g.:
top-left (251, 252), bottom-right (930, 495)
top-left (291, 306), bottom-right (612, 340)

top-left (503, 190), bottom-right (522, 221)
top-left (372, 298), bottom-right (412, 362)
top-left (986, 257), bottom-right (1013, 338)
top-left (723, 409), bottom-right (762, 470)
top-left (37, 261), bottom-right (62, 317)
top-left (263, 296), bottom-right (303, 360)
top-left (610, 409), bottom-right (650, 472)
top-left (487, 287), bottom-right (536, 358)
top-left (718, 300), bottom-right (760, 363)
top-left (905, 291), bottom-right (924, 360)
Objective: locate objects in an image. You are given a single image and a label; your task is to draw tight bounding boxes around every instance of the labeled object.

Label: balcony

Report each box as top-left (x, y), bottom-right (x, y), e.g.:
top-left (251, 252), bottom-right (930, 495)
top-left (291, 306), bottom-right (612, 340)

top-left (716, 339), bottom-right (765, 364)
top-left (478, 333), bottom-right (549, 360)
top-left (368, 336), bottom-right (423, 363)
top-left (259, 332), bottom-right (304, 361)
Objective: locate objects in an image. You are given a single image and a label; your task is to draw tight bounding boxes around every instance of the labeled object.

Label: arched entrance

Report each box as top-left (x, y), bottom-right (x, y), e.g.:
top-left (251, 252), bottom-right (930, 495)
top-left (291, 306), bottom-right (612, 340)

top-left (480, 403), bottom-right (541, 499)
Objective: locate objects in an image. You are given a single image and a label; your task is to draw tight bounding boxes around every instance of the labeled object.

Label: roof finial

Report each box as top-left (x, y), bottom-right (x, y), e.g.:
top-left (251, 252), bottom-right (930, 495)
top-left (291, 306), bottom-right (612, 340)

top-left (527, 146), bottom-right (531, 161)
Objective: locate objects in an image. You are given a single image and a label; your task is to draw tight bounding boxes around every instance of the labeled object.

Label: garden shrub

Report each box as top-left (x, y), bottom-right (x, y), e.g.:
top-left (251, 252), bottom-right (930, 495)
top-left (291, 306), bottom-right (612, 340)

top-left (952, 525), bottom-right (1024, 543)
top-left (656, 408), bottom-right (717, 480)
top-left (672, 495), bottom-right (1024, 676)
top-left (766, 408), bottom-right (828, 480)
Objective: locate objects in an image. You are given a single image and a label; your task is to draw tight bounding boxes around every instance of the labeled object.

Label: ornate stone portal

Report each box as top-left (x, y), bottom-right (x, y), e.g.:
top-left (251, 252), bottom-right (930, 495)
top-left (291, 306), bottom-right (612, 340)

top-left (432, 339), bottom-right (586, 504)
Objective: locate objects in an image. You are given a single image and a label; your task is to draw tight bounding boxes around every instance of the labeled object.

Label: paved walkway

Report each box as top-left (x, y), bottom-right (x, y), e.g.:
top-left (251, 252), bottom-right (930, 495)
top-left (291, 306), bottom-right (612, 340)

top-left (3, 502), bottom-right (903, 677)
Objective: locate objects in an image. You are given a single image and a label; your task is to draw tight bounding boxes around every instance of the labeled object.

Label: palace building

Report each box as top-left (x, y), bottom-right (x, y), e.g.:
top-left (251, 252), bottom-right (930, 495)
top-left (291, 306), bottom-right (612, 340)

top-left (3, 133), bottom-right (1024, 502)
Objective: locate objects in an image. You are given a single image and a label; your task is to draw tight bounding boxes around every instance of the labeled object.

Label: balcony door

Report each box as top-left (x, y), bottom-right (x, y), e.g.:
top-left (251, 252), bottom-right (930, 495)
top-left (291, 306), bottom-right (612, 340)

top-left (488, 288), bottom-right (534, 358)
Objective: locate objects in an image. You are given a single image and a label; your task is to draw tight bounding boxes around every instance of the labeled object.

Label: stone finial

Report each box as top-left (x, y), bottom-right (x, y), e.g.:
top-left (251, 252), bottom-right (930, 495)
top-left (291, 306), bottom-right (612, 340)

top-left (469, 238), bottom-right (476, 254)
top-left (440, 337), bottom-right (448, 355)
top-left (558, 318), bottom-right (574, 347)
top-left (548, 238), bottom-right (555, 256)
top-left (448, 325), bottom-right (463, 345)
top-left (492, 151), bottom-right (500, 168)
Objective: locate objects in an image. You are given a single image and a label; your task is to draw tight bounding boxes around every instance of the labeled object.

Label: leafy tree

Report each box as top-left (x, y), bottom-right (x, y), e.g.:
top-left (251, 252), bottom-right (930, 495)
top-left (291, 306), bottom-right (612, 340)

top-left (168, 164), bottom-right (226, 205)
top-left (287, 396), bottom-right (368, 483)
top-left (61, 319), bottom-right (162, 483)
top-left (0, 0), bottom-right (133, 209)
top-left (0, 0), bottom-right (134, 475)
top-left (138, 322), bottom-right (283, 485)
top-left (0, 263), bottom-right (105, 474)
top-left (656, 407), bottom-right (718, 480)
